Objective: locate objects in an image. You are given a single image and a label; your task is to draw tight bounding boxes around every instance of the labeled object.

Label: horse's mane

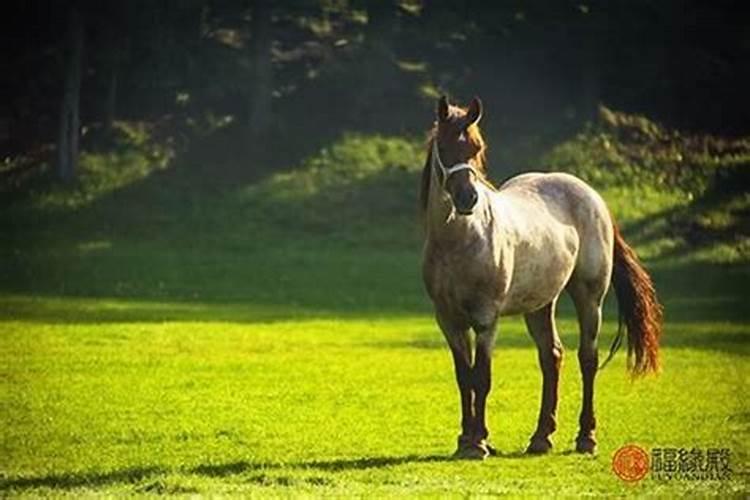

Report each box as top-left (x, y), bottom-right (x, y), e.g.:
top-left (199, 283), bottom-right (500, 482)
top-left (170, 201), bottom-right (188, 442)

top-left (419, 107), bottom-right (490, 213)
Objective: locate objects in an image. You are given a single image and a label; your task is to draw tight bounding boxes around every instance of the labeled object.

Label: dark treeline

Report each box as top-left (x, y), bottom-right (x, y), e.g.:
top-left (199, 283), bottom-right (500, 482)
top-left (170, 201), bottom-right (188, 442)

top-left (2, 0), bottom-right (748, 181)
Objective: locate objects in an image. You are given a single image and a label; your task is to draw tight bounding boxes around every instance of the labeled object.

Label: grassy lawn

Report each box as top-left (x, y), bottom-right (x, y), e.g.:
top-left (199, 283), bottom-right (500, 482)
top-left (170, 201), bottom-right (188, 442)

top-left (1, 127), bottom-right (748, 496)
top-left (1, 294), bottom-right (748, 496)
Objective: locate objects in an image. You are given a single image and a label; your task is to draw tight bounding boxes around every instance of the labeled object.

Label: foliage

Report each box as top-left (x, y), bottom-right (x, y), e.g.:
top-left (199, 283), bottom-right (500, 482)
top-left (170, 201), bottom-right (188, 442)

top-left (236, 133), bottom-right (423, 239)
top-left (5, 0), bottom-right (750, 161)
top-left (3, 117), bottom-right (748, 306)
top-left (542, 106), bottom-right (750, 196)
top-left (30, 123), bottom-right (174, 211)
top-left (542, 107), bottom-right (750, 264)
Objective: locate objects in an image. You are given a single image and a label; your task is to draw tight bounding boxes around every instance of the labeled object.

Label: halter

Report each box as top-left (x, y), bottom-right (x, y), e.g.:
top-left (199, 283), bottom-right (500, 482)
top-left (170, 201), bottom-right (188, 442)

top-left (431, 139), bottom-right (478, 188)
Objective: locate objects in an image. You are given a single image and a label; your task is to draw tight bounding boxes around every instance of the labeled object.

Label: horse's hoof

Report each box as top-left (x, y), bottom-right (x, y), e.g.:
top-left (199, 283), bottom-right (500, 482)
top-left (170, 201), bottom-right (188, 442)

top-left (453, 444), bottom-right (489, 460)
top-left (575, 435), bottom-right (597, 454)
top-left (526, 435), bottom-right (553, 454)
top-left (485, 441), bottom-right (498, 456)
top-left (453, 441), bottom-right (490, 460)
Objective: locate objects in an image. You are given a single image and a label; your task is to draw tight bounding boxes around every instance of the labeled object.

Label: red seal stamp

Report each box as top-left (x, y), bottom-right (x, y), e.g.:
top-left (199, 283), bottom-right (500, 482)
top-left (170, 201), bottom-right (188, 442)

top-left (613, 444), bottom-right (650, 482)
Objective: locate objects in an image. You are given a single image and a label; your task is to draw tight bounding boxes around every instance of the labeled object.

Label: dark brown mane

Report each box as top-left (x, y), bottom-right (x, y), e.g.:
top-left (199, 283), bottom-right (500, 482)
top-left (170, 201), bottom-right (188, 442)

top-left (420, 106), bottom-right (489, 213)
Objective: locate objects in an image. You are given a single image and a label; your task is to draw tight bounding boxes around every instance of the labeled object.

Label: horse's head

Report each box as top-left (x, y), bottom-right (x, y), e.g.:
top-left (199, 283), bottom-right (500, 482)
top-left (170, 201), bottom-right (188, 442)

top-left (430, 95), bottom-right (487, 216)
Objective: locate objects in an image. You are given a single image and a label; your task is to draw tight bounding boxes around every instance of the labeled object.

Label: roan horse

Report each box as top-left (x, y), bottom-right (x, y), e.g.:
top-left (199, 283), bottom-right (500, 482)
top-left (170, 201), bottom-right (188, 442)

top-left (421, 96), bottom-right (662, 459)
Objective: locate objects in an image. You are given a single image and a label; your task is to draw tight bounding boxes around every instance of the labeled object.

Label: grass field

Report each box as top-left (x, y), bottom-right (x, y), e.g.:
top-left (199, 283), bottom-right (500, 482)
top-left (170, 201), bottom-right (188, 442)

top-left (1, 290), bottom-right (748, 496)
top-left (1, 128), bottom-right (748, 496)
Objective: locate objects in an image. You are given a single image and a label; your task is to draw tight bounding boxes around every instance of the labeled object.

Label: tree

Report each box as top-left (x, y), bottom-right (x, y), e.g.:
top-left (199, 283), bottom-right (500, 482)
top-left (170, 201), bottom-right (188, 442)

top-left (57, 4), bottom-right (85, 183)
top-left (101, 7), bottom-right (126, 137)
top-left (247, 0), bottom-right (273, 137)
top-left (353, 0), bottom-right (399, 125)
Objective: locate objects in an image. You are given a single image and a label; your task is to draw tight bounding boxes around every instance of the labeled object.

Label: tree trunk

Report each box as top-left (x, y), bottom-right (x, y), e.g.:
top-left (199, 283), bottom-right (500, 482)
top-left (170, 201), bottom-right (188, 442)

top-left (103, 64), bottom-right (117, 135)
top-left (365, 0), bottom-right (397, 47)
top-left (248, 0), bottom-right (272, 137)
top-left (580, 55), bottom-right (601, 123)
top-left (355, 0), bottom-right (398, 125)
top-left (578, 6), bottom-right (604, 123)
top-left (57, 5), bottom-right (84, 183)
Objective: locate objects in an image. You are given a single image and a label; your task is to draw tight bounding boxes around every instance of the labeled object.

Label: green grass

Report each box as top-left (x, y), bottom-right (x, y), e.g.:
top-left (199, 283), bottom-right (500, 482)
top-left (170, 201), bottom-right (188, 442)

top-left (1, 304), bottom-right (748, 496)
top-left (1, 122), bottom-right (749, 496)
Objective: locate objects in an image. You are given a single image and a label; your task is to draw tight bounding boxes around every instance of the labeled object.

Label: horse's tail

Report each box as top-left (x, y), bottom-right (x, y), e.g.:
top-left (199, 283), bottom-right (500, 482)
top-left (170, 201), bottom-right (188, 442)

top-left (600, 225), bottom-right (663, 376)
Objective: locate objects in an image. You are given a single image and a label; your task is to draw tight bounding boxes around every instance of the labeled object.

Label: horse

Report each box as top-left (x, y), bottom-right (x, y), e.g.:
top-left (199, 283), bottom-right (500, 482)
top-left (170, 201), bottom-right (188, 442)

top-left (420, 95), bottom-right (662, 459)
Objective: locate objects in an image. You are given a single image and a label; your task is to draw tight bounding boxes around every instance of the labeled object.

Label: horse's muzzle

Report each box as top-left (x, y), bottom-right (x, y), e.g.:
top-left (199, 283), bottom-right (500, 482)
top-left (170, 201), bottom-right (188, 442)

top-left (453, 189), bottom-right (478, 215)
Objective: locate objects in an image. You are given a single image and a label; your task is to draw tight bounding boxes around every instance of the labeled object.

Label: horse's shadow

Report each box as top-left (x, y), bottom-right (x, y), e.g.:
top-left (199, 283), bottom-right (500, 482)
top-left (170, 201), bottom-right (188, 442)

top-left (195, 450), bottom-right (535, 477)
top-left (0, 466), bottom-right (165, 492)
top-left (0, 451), bottom-right (539, 492)
top-left (192, 453), bottom-right (456, 478)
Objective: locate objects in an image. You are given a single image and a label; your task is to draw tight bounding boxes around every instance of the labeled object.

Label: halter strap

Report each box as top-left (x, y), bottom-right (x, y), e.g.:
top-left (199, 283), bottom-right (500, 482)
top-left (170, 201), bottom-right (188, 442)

top-left (431, 139), bottom-right (479, 187)
top-left (444, 163), bottom-right (475, 177)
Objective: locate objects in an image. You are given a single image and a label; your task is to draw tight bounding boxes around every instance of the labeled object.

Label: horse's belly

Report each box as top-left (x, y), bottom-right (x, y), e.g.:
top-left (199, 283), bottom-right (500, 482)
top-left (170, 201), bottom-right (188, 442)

top-left (498, 235), bottom-right (577, 315)
top-left (499, 285), bottom-right (562, 316)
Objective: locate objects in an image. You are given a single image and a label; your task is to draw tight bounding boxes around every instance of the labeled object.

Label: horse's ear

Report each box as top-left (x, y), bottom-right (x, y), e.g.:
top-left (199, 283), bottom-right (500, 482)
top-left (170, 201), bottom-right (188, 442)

top-left (466, 96), bottom-right (483, 126)
top-left (437, 95), bottom-right (449, 122)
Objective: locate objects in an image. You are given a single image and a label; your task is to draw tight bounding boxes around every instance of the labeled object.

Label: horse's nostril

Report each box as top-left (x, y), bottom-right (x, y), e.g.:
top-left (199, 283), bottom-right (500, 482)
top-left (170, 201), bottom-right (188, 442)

top-left (469, 191), bottom-right (479, 208)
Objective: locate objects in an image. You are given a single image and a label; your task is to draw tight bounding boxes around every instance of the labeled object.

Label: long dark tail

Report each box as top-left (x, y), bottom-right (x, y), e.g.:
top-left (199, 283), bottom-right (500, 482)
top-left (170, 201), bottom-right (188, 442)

top-left (601, 226), bottom-right (663, 376)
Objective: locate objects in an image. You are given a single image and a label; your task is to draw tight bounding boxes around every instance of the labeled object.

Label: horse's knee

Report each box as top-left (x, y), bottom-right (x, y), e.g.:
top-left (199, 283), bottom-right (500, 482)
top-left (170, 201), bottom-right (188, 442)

top-left (577, 348), bottom-right (598, 372)
top-left (539, 343), bottom-right (563, 374)
top-left (552, 343), bottom-right (564, 365)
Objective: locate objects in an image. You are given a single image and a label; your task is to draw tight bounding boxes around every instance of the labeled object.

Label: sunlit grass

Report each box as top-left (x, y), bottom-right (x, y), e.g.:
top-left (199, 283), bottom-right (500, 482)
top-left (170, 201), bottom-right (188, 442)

top-left (0, 309), bottom-right (747, 496)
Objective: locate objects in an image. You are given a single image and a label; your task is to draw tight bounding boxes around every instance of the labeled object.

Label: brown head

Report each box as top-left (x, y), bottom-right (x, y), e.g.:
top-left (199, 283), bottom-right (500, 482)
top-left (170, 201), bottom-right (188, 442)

top-left (420, 95), bottom-right (488, 216)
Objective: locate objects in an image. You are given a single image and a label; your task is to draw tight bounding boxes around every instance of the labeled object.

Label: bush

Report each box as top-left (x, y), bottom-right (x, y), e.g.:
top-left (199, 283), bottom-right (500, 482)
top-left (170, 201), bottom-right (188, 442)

top-left (542, 106), bottom-right (750, 198)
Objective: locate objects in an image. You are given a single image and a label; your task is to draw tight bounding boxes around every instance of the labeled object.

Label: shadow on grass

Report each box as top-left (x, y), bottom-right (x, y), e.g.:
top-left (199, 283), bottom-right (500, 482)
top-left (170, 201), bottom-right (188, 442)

top-left (368, 325), bottom-right (749, 356)
top-left (296, 454), bottom-right (451, 471)
top-left (2, 448), bottom-right (571, 493)
top-left (2, 262), bottom-right (747, 324)
top-left (621, 168), bottom-right (750, 263)
top-left (190, 454), bottom-right (454, 477)
top-left (0, 454), bottom-right (459, 492)
top-left (1, 265), bottom-right (747, 356)
top-left (0, 466), bottom-right (165, 492)
top-left (190, 461), bottom-right (273, 477)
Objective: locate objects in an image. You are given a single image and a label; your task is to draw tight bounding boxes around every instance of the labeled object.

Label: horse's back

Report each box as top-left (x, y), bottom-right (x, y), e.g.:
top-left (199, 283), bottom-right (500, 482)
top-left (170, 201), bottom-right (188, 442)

top-left (497, 172), bottom-right (614, 288)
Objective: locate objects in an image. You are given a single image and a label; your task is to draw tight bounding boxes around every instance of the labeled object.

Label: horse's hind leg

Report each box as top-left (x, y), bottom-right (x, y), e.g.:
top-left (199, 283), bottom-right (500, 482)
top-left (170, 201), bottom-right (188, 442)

top-left (568, 278), bottom-right (607, 454)
top-left (524, 301), bottom-right (564, 454)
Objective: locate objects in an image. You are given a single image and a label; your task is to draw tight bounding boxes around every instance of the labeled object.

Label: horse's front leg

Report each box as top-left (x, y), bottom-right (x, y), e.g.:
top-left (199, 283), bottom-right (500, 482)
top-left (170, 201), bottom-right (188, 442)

top-left (472, 328), bottom-right (497, 457)
top-left (438, 314), bottom-right (486, 459)
top-left (448, 344), bottom-right (476, 454)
